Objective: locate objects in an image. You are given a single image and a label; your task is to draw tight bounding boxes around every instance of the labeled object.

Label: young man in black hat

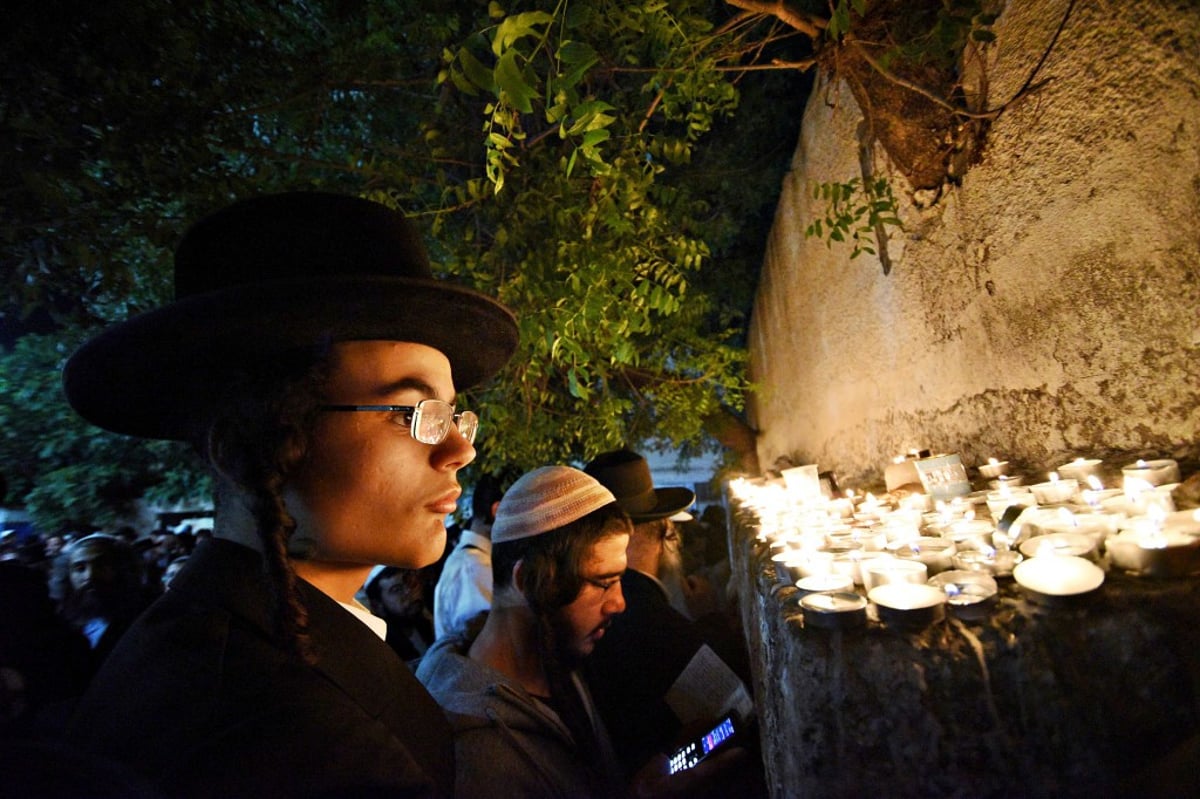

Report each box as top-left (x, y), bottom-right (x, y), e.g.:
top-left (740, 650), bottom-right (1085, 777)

top-left (61, 192), bottom-right (518, 798)
top-left (583, 449), bottom-right (756, 784)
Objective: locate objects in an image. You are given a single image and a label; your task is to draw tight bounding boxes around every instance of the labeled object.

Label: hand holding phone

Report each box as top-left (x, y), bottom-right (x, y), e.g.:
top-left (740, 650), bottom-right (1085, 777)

top-left (667, 715), bottom-right (737, 775)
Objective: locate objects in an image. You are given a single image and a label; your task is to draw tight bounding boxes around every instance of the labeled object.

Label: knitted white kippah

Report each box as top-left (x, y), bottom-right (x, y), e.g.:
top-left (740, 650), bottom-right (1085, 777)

top-left (491, 465), bottom-right (617, 543)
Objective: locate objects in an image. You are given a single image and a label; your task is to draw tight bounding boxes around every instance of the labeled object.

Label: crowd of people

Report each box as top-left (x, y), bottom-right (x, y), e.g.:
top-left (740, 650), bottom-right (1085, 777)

top-left (0, 191), bottom-right (762, 798)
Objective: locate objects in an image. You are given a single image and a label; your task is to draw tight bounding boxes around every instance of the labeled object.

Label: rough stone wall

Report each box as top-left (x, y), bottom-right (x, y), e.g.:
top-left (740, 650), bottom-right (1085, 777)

top-left (748, 0), bottom-right (1200, 486)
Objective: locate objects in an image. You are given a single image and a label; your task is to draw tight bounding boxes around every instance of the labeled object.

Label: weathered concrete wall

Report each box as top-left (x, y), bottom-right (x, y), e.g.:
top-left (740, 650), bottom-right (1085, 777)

top-left (748, 0), bottom-right (1200, 485)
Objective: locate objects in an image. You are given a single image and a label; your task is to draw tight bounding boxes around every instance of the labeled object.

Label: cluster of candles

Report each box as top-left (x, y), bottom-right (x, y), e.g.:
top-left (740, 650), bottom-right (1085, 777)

top-left (729, 455), bottom-right (1200, 630)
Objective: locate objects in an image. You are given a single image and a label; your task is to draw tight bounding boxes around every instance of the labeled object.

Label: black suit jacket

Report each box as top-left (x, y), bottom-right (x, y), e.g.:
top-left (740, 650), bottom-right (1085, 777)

top-left (66, 538), bottom-right (454, 798)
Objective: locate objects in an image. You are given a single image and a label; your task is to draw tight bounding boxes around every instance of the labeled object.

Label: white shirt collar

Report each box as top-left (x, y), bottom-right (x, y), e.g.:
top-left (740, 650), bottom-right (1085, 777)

top-left (339, 598), bottom-right (388, 641)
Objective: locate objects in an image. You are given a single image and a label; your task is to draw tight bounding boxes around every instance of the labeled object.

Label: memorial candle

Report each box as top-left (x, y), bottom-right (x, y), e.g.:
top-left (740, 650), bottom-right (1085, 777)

top-left (978, 457), bottom-right (1010, 479)
top-left (887, 536), bottom-right (956, 575)
top-left (1121, 458), bottom-right (1180, 488)
top-left (1030, 472), bottom-right (1078, 505)
top-left (1058, 457), bottom-right (1103, 484)
top-left (861, 557), bottom-right (929, 592)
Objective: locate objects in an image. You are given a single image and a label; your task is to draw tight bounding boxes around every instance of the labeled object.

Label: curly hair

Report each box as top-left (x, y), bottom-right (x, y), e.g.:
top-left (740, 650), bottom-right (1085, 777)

top-left (191, 345), bottom-right (332, 663)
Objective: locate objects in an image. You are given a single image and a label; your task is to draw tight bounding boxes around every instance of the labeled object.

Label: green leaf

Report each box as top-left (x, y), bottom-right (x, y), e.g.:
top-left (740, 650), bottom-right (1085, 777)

top-left (495, 50), bottom-right (537, 113)
top-left (581, 129), bottom-right (610, 148)
top-left (493, 10), bottom-right (554, 56)
top-left (458, 47), bottom-right (496, 93)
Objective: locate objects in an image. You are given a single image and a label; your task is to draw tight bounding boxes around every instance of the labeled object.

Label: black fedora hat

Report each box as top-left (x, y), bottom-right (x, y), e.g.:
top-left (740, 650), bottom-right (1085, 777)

top-left (63, 192), bottom-right (519, 440)
top-left (584, 449), bottom-right (695, 522)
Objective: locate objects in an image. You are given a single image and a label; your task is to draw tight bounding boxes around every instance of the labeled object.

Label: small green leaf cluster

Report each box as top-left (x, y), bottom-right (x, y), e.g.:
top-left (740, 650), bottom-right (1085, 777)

top-left (803, 176), bottom-right (902, 259)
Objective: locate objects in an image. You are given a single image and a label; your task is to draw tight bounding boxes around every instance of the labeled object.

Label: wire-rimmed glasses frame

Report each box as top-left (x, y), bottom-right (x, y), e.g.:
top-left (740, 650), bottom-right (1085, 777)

top-left (320, 399), bottom-right (478, 445)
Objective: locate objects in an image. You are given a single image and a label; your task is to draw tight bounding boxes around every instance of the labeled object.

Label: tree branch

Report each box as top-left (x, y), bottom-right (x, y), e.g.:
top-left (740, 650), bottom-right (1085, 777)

top-left (724, 0), bottom-right (828, 40)
top-left (847, 0), bottom-right (1078, 122)
top-left (847, 39), bottom-right (1004, 120)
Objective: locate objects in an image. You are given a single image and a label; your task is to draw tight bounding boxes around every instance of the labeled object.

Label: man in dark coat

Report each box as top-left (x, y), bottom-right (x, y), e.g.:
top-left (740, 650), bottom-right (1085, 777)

top-left (584, 450), bottom-right (754, 780)
top-left (60, 192), bottom-right (518, 798)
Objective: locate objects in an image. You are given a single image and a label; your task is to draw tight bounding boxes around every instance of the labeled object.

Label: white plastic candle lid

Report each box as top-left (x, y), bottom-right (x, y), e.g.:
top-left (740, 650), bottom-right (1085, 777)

top-left (1013, 555), bottom-right (1103, 596)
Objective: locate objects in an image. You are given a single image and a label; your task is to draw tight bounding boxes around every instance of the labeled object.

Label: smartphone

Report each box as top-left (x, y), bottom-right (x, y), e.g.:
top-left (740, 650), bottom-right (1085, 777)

top-left (667, 715), bottom-right (738, 775)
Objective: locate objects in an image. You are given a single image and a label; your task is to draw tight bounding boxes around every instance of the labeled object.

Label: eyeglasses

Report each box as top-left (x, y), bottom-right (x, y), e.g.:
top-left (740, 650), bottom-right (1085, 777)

top-left (581, 574), bottom-right (623, 594)
top-left (321, 399), bottom-right (479, 445)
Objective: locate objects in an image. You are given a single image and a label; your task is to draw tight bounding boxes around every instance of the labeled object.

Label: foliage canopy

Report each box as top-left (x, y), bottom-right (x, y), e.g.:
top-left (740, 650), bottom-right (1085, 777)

top-left (1, 0), bottom-right (807, 529)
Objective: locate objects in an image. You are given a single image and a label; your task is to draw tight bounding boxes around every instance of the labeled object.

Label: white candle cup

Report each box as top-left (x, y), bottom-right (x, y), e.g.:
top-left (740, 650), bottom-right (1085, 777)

top-left (1122, 482), bottom-right (1177, 516)
top-left (929, 570), bottom-right (999, 620)
top-left (830, 551), bottom-right (866, 586)
top-left (851, 527), bottom-right (889, 553)
top-left (868, 583), bottom-right (947, 629)
top-left (886, 536), bottom-right (957, 575)
top-left (954, 547), bottom-right (1022, 577)
top-left (881, 510), bottom-right (923, 543)
top-left (947, 518), bottom-right (996, 547)
top-left (992, 548), bottom-right (1022, 576)
top-left (1106, 530), bottom-right (1200, 577)
top-left (1057, 458), bottom-right (1103, 484)
top-left (862, 557), bottom-right (929, 592)
top-left (951, 548), bottom-right (996, 574)
top-left (1030, 477), bottom-right (1078, 505)
top-left (1121, 459), bottom-right (1180, 488)
top-left (1019, 532), bottom-right (1098, 562)
top-left (988, 475), bottom-right (1025, 490)
top-left (785, 550), bottom-right (835, 580)
top-left (800, 591), bottom-right (868, 630)
top-left (794, 573), bottom-right (855, 596)
top-left (986, 488), bottom-right (1036, 521)
top-left (1080, 488), bottom-right (1123, 509)
top-left (978, 459), bottom-right (1010, 479)
top-left (1013, 555), bottom-right (1104, 598)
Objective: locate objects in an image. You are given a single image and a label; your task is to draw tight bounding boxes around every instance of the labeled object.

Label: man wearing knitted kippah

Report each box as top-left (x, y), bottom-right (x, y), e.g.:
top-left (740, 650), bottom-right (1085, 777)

top-left (417, 466), bottom-right (631, 797)
top-left (418, 464), bottom-right (755, 797)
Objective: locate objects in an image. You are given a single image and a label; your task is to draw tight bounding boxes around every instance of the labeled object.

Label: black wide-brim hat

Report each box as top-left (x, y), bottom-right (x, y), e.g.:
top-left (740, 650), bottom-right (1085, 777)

top-left (63, 192), bottom-right (519, 440)
top-left (584, 448), bottom-right (695, 523)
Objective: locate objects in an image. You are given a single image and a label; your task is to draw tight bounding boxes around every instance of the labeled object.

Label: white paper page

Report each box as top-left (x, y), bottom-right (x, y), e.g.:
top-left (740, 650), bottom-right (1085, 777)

top-left (663, 644), bottom-right (754, 725)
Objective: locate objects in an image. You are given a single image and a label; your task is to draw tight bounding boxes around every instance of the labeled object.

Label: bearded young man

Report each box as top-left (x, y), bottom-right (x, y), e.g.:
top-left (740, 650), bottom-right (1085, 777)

top-left (416, 466), bottom-right (631, 798)
top-left (59, 192), bottom-right (518, 798)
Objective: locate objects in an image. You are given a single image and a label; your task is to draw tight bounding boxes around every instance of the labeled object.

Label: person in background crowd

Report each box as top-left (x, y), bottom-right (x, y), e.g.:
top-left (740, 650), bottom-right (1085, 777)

top-left (364, 565), bottom-right (437, 665)
top-left (159, 556), bottom-right (189, 590)
top-left (0, 560), bottom-right (93, 737)
top-left (51, 534), bottom-right (153, 668)
top-left (584, 449), bottom-right (756, 783)
top-left (59, 191), bottom-right (518, 798)
top-left (433, 471), bottom-right (507, 639)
